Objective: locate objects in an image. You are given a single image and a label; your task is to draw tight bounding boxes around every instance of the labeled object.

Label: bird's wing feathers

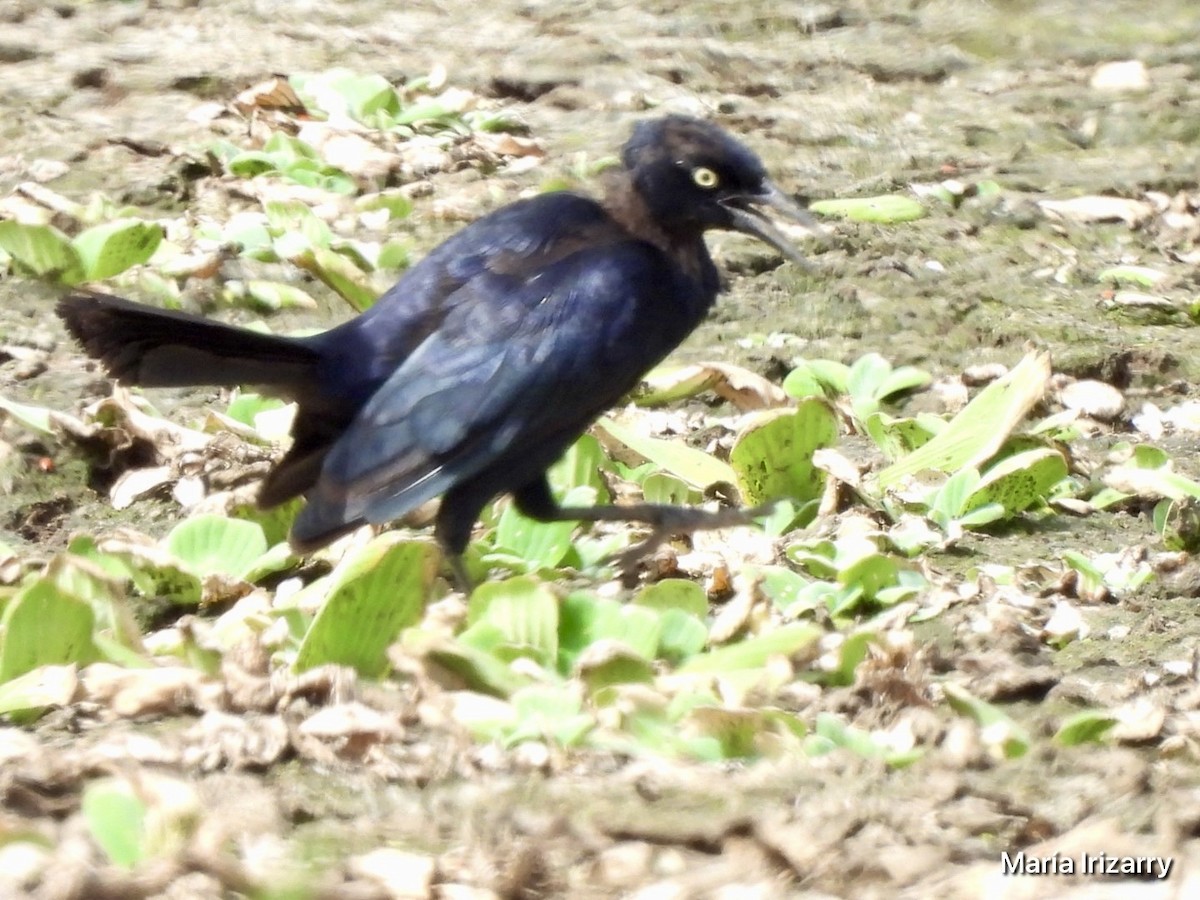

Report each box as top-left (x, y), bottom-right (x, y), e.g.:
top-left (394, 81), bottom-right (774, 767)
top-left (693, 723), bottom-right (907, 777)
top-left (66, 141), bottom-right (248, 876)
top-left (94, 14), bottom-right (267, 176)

top-left (312, 192), bottom-right (624, 400)
top-left (294, 242), bottom-right (699, 540)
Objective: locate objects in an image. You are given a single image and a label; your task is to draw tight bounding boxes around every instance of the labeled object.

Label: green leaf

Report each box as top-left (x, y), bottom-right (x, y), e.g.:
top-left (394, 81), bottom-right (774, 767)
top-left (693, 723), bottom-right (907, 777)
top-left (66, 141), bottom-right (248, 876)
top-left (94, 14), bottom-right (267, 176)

top-left (786, 538), bottom-right (838, 579)
top-left (845, 354), bottom-right (931, 420)
top-left (0, 579), bottom-right (98, 683)
top-left (633, 579), bottom-right (708, 617)
top-left (678, 623), bottom-right (820, 674)
top-left (44, 553), bottom-right (142, 650)
top-left (345, 74), bottom-right (402, 118)
top-left (82, 778), bottom-right (147, 869)
top-left (876, 352), bottom-right (1050, 489)
top-left (558, 592), bottom-right (612, 671)
top-left (1059, 549), bottom-right (1152, 596)
top-left (756, 565), bottom-right (816, 614)
top-left (0, 395), bottom-right (57, 436)
top-left (729, 400), bottom-right (839, 506)
top-left (222, 218), bottom-right (274, 259)
top-left (597, 417), bottom-right (737, 489)
top-left (807, 713), bottom-right (922, 766)
top-left (965, 448), bottom-right (1069, 516)
top-left (864, 412), bottom-right (940, 461)
top-left (625, 708), bottom-right (725, 760)
top-left (236, 280), bottom-right (319, 311)
top-left (929, 467), bottom-right (983, 522)
top-left (264, 200), bottom-right (333, 249)
top-left (0, 664), bottom-right (78, 721)
top-left (633, 364), bottom-right (721, 406)
top-left (821, 632), bottom-right (874, 687)
top-left (782, 359), bottom-right (852, 403)
top-left (809, 195), bottom-right (926, 223)
top-left (302, 169), bottom-right (358, 195)
top-left (422, 636), bottom-right (530, 697)
top-left (221, 132), bottom-right (356, 193)
top-left (225, 149), bottom-right (278, 177)
top-left (291, 69), bottom-right (400, 122)
top-left (1155, 497), bottom-right (1200, 552)
top-left (575, 641), bottom-right (656, 698)
top-left (758, 498), bottom-right (803, 537)
top-left (230, 498), bottom-right (302, 549)
top-left (547, 434), bottom-right (612, 502)
top-left (875, 573), bottom-right (926, 606)
top-left (1105, 445), bottom-right (1200, 502)
top-left (943, 683), bottom-right (1029, 759)
top-left (781, 365), bottom-right (828, 400)
top-left (264, 130), bottom-right (318, 161)
top-left (69, 537), bottom-right (203, 606)
top-left (357, 190), bottom-right (414, 221)
top-left (956, 502), bottom-right (1006, 528)
top-left (835, 548), bottom-right (900, 603)
top-left (1060, 550), bottom-right (1105, 596)
top-left (590, 602), bottom-right (667, 657)
top-left (503, 685), bottom-right (593, 747)
top-left (240, 541), bottom-right (300, 584)
top-left (846, 353), bottom-right (893, 411)
top-left (391, 100), bottom-right (458, 127)
top-left (1055, 709), bottom-right (1118, 746)
top-left (290, 246), bottom-right (379, 312)
top-left (164, 515), bottom-right (269, 580)
top-left (376, 240), bottom-right (410, 270)
top-left (224, 393), bottom-right (286, 428)
top-left (640, 471), bottom-right (697, 505)
top-left (0, 221), bottom-right (83, 282)
top-left (72, 219), bottom-right (163, 280)
top-left (491, 486), bottom-right (595, 570)
top-left (295, 535), bottom-right (435, 676)
top-left (1097, 265), bottom-right (1166, 288)
top-left (656, 608), bottom-right (708, 665)
top-left (464, 576), bottom-right (559, 668)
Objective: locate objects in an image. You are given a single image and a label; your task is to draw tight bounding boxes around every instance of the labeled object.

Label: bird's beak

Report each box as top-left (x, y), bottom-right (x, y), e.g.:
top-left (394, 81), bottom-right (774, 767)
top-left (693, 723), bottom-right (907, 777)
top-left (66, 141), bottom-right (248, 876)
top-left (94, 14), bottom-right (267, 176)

top-left (722, 181), bottom-right (824, 268)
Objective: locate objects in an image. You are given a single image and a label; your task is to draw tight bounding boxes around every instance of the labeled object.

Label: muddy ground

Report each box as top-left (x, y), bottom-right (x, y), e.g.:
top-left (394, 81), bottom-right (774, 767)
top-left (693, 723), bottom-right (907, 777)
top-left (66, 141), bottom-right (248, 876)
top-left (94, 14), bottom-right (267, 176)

top-left (2, 0), bottom-right (1200, 897)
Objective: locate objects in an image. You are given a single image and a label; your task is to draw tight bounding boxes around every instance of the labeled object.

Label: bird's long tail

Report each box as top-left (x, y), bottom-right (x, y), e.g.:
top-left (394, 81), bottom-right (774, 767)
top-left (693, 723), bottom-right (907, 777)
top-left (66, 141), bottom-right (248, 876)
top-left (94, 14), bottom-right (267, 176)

top-left (56, 290), bottom-right (323, 392)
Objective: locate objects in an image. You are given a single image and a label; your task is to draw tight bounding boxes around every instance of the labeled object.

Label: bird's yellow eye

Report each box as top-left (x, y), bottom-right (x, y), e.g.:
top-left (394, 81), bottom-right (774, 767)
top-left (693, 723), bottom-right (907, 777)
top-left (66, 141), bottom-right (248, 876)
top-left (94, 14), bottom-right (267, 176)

top-left (692, 166), bottom-right (719, 189)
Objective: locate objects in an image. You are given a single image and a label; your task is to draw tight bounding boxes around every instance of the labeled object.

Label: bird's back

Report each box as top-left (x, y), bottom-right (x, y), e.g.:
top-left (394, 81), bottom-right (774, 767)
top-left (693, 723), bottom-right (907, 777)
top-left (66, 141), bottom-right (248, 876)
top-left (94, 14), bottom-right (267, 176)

top-left (310, 191), bottom-right (633, 404)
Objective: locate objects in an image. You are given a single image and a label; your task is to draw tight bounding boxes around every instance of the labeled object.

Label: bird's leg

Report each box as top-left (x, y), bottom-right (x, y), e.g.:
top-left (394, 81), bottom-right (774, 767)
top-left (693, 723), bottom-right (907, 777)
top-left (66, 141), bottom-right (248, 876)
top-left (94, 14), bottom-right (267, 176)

top-left (435, 496), bottom-right (480, 594)
top-left (444, 551), bottom-right (475, 594)
top-left (513, 477), bottom-right (777, 578)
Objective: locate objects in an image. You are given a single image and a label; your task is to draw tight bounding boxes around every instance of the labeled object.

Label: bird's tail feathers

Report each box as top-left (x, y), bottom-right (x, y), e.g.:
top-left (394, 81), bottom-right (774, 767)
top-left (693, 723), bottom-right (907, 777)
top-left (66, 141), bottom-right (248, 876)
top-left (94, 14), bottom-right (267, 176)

top-left (57, 290), bottom-right (323, 392)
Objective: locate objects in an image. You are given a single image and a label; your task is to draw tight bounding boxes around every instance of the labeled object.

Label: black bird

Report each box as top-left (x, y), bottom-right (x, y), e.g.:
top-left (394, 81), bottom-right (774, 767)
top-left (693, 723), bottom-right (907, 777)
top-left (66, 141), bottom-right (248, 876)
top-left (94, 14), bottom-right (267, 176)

top-left (57, 115), bottom-right (817, 584)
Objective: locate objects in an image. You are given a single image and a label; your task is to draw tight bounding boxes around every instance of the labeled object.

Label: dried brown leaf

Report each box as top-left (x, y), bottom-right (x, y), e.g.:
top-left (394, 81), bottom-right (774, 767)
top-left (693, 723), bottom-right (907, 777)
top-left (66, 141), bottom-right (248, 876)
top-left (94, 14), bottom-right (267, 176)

top-left (232, 77), bottom-right (305, 116)
top-left (81, 663), bottom-right (213, 719)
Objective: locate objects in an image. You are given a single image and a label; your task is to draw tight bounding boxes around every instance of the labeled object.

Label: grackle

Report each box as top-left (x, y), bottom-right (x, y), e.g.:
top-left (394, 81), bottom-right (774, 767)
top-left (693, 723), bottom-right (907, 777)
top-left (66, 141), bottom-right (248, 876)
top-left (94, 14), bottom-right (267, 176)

top-left (57, 115), bottom-right (818, 585)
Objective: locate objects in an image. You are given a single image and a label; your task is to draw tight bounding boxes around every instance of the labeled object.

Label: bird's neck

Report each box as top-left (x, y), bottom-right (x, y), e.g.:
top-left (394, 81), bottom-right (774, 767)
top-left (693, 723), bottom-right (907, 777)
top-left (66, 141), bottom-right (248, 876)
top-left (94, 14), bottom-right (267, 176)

top-left (601, 172), bottom-right (717, 292)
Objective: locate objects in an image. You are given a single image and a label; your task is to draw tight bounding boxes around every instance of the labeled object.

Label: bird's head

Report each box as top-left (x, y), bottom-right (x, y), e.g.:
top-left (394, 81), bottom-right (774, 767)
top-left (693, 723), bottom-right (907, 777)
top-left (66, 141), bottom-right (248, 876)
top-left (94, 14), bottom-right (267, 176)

top-left (621, 115), bottom-right (818, 264)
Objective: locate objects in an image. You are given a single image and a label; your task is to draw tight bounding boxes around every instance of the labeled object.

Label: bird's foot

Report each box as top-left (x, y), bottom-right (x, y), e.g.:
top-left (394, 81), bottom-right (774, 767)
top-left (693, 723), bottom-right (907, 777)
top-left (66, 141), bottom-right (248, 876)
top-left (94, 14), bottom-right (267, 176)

top-left (444, 552), bottom-right (475, 595)
top-left (603, 502), bottom-right (779, 585)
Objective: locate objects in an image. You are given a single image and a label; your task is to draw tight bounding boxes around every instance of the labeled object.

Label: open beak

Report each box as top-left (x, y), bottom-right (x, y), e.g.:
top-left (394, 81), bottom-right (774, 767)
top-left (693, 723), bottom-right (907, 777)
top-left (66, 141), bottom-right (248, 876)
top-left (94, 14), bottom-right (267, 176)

top-left (722, 181), bottom-right (825, 268)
